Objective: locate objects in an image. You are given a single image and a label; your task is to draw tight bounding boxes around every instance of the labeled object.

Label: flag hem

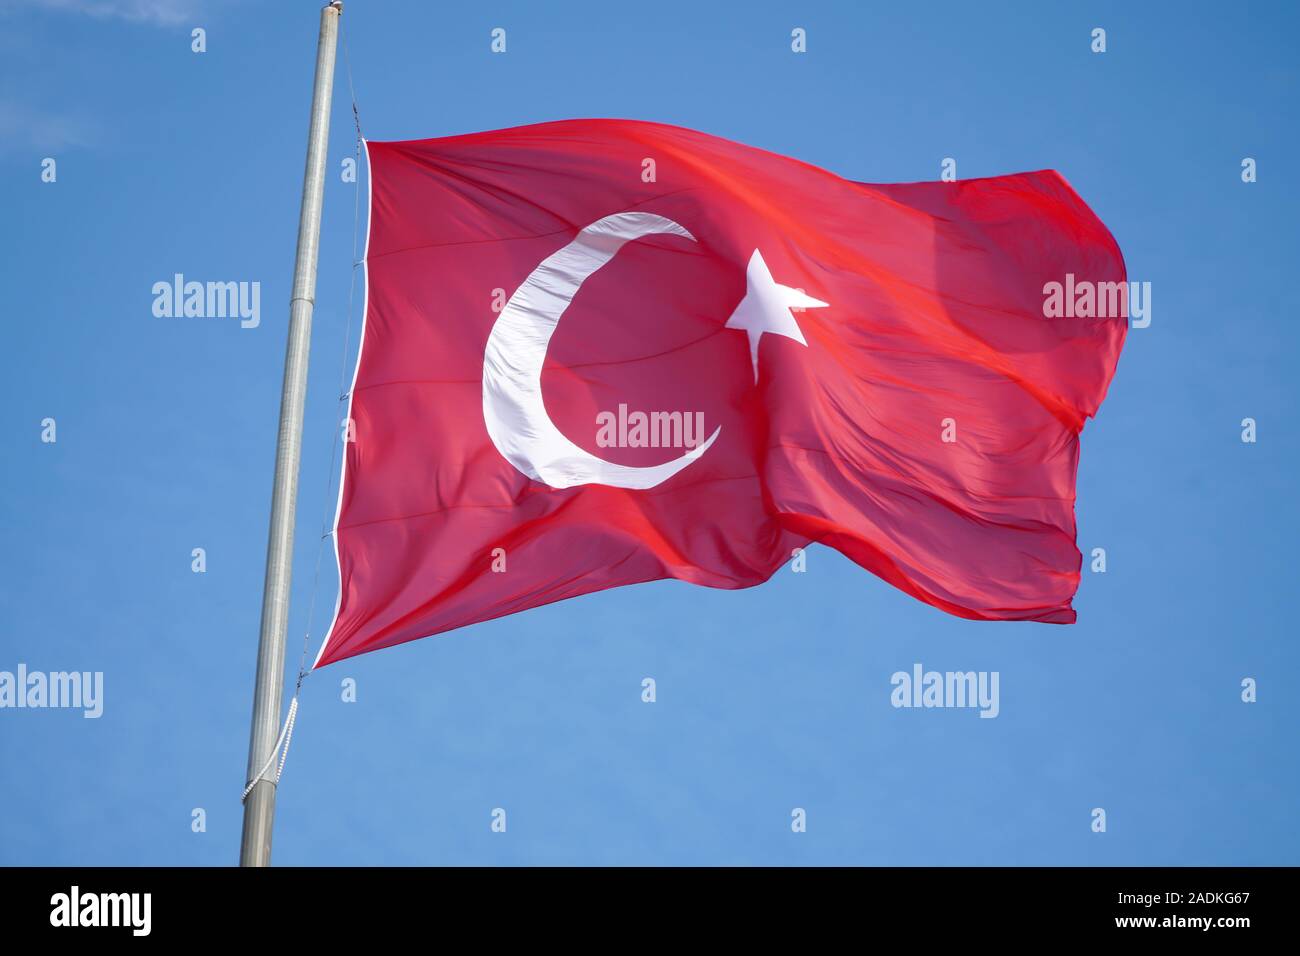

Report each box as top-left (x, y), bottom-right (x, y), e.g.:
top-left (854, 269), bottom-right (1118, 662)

top-left (313, 137), bottom-right (375, 670)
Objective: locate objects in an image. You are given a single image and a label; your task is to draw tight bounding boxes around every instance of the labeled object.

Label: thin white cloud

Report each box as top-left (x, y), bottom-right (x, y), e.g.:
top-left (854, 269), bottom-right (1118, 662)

top-left (0, 99), bottom-right (97, 151)
top-left (12, 0), bottom-right (204, 26)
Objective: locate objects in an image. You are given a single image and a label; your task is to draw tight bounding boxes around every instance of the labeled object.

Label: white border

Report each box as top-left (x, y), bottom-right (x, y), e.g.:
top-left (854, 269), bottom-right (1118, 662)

top-left (313, 137), bottom-right (374, 669)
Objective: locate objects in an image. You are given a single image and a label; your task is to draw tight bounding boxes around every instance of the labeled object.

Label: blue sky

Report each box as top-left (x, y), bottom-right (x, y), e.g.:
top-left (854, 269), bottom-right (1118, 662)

top-left (1, 0), bottom-right (1296, 865)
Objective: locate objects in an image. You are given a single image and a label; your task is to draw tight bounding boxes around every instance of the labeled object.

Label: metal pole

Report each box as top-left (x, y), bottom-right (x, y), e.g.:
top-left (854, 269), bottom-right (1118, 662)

top-left (240, 0), bottom-right (342, 868)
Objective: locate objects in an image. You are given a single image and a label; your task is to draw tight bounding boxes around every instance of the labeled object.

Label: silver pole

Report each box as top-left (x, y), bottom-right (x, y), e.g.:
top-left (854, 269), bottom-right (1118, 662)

top-left (240, 0), bottom-right (342, 868)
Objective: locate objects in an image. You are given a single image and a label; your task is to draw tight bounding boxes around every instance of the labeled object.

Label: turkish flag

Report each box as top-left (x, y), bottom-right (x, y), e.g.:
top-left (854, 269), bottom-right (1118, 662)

top-left (314, 119), bottom-right (1126, 667)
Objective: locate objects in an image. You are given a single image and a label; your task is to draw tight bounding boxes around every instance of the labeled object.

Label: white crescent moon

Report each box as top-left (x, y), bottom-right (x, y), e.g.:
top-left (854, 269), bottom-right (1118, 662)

top-left (482, 211), bottom-right (721, 490)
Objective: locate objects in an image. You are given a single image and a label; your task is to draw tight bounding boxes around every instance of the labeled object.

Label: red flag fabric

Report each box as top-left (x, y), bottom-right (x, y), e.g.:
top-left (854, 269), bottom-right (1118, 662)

top-left (315, 119), bottom-right (1126, 668)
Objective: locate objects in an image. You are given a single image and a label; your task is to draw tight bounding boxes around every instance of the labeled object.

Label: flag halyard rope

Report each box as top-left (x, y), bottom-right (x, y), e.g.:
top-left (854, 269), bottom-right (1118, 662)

top-left (241, 14), bottom-right (365, 804)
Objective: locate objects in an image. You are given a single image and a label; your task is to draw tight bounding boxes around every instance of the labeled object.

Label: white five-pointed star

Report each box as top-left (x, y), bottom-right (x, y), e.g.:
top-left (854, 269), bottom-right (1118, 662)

top-left (724, 249), bottom-right (828, 383)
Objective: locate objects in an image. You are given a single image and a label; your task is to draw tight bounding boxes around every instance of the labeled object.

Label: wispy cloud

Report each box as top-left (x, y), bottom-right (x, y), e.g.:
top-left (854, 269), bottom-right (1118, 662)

top-left (12, 0), bottom-right (204, 26)
top-left (0, 99), bottom-right (98, 152)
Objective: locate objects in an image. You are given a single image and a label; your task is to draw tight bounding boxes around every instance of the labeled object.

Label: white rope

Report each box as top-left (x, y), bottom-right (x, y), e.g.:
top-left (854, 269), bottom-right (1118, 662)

top-left (240, 696), bottom-right (299, 802)
top-left (276, 695), bottom-right (299, 781)
top-left (294, 10), bottom-right (366, 682)
top-left (239, 17), bottom-right (364, 808)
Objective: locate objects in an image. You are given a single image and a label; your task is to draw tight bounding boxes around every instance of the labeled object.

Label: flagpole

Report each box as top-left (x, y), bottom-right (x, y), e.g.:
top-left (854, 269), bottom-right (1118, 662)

top-left (240, 0), bottom-right (343, 868)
